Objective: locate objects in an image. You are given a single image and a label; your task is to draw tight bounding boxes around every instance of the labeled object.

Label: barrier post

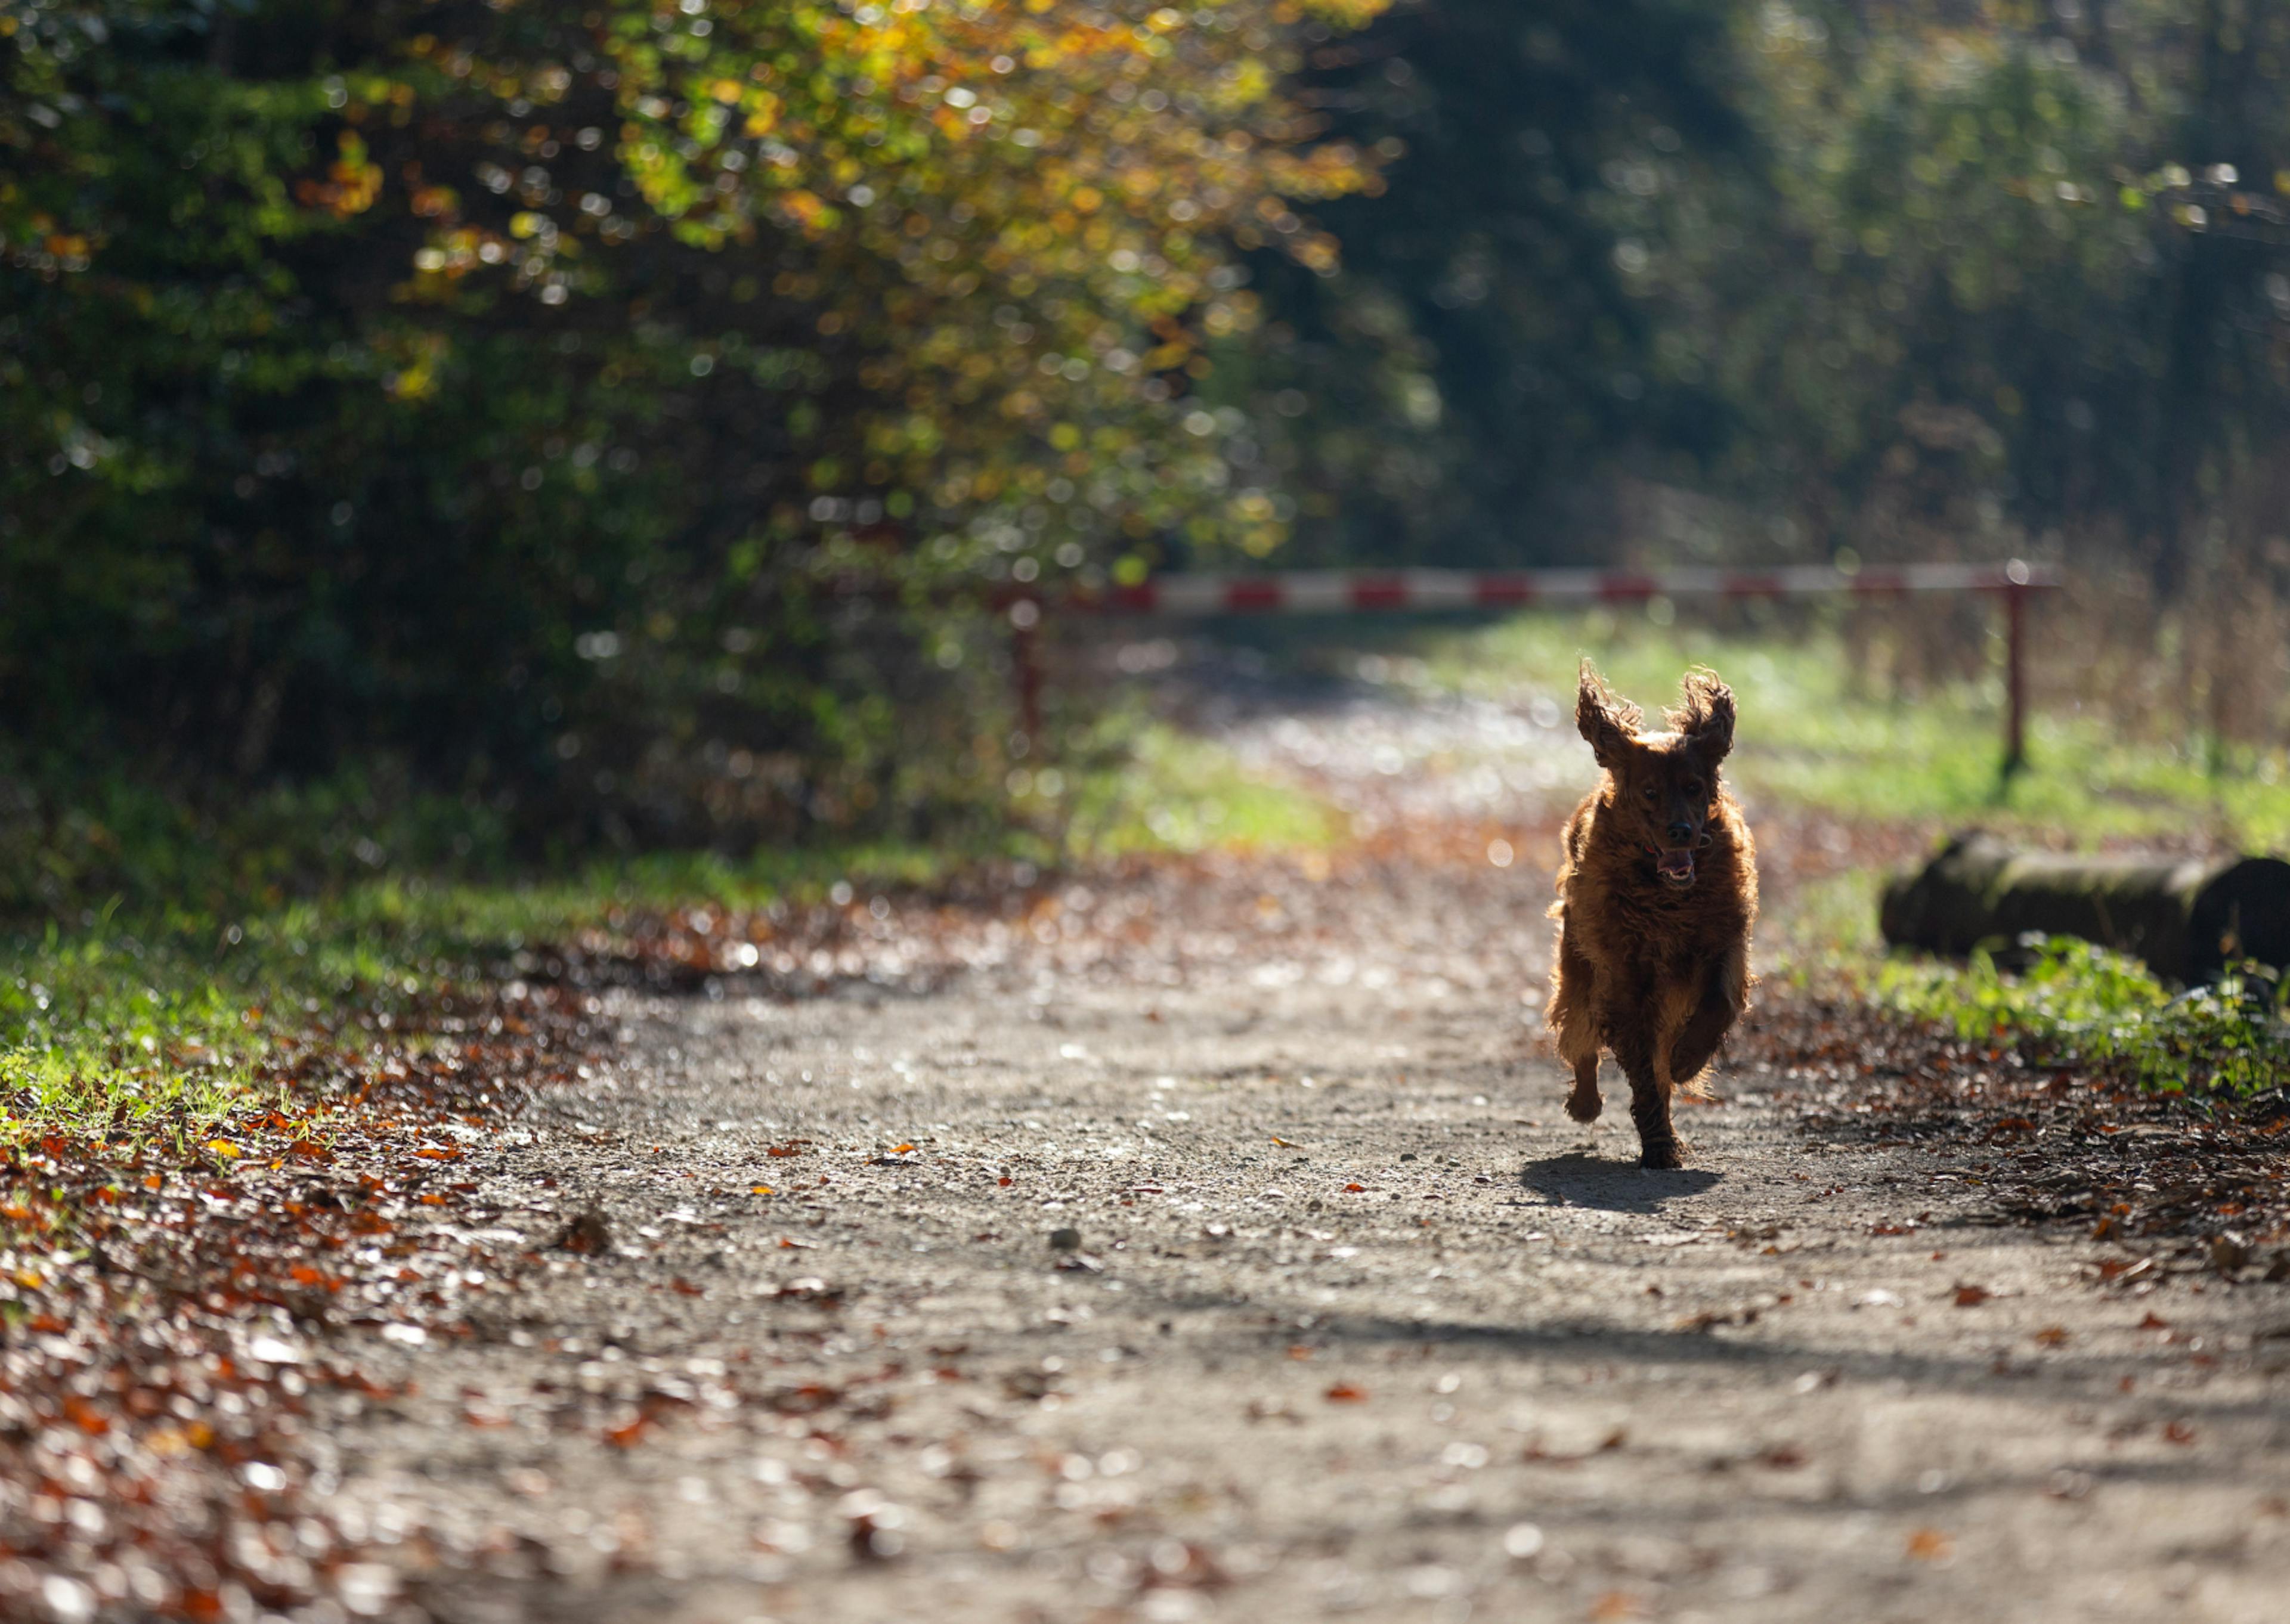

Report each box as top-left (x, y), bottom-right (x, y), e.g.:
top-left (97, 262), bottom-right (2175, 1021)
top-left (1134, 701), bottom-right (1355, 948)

top-left (2003, 560), bottom-right (2030, 777)
top-left (1009, 597), bottom-right (1044, 749)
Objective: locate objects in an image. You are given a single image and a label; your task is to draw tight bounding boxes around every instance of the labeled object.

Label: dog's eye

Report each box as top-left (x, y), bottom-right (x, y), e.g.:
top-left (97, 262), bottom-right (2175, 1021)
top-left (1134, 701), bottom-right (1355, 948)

top-left (1686, 781), bottom-right (1703, 797)
top-left (1641, 786), bottom-right (1657, 800)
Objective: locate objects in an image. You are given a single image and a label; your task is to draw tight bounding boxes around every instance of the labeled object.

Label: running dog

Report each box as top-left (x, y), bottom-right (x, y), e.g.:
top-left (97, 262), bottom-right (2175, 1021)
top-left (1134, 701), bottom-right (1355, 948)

top-left (1545, 662), bottom-right (1757, 1167)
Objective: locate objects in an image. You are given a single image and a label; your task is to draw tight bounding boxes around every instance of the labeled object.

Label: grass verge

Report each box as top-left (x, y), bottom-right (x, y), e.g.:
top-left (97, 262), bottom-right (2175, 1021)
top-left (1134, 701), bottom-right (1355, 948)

top-left (3, 720), bottom-right (1347, 1142)
top-left (1407, 607), bottom-right (2290, 848)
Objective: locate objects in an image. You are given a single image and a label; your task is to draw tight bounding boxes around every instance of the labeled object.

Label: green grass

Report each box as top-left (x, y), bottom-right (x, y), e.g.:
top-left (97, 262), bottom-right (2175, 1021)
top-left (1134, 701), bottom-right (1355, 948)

top-left (0, 842), bottom-right (991, 1145)
top-left (1412, 608), bottom-right (2290, 848)
top-left (1063, 721), bottom-right (1346, 857)
top-left (1, 726), bottom-right (1345, 1142)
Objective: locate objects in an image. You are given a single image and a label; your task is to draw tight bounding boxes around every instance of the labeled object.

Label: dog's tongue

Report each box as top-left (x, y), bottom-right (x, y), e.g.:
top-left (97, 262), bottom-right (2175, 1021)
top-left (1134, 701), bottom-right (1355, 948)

top-left (1656, 849), bottom-right (1695, 882)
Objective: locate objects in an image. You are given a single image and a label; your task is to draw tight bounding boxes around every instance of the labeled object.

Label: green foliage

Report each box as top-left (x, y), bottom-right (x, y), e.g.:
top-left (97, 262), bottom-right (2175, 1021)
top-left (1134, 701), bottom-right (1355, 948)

top-left (1227, 0), bottom-right (1756, 565)
top-left (0, 0), bottom-right (1384, 888)
top-left (1884, 935), bottom-right (2290, 1099)
top-left (1230, 0), bottom-right (2290, 579)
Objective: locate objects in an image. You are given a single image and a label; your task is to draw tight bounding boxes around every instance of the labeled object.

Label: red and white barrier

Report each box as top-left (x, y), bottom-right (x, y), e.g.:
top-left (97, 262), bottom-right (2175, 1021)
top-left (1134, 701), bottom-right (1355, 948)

top-left (1073, 560), bottom-right (2057, 616)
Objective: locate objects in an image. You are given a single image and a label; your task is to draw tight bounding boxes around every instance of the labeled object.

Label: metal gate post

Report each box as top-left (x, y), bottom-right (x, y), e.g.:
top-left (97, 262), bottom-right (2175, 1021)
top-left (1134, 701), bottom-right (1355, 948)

top-left (1009, 597), bottom-right (1044, 750)
top-left (2002, 560), bottom-right (2030, 777)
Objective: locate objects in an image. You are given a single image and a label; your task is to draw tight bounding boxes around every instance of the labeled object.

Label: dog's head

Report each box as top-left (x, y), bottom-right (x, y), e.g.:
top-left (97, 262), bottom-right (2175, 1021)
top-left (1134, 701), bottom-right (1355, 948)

top-left (1576, 661), bottom-right (1735, 890)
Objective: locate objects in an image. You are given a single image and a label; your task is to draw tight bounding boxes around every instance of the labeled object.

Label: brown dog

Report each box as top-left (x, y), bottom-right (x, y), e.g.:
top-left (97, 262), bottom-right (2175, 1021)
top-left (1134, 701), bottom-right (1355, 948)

top-left (1545, 661), bottom-right (1757, 1167)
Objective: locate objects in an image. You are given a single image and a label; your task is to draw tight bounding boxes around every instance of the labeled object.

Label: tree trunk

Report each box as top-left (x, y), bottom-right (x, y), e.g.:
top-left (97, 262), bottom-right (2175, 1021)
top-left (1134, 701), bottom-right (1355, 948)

top-left (1880, 832), bottom-right (2290, 983)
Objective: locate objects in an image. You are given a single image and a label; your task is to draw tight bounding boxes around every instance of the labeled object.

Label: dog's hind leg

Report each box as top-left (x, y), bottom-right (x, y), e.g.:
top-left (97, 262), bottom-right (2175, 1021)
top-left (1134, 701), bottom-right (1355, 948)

top-left (1548, 929), bottom-right (1603, 1122)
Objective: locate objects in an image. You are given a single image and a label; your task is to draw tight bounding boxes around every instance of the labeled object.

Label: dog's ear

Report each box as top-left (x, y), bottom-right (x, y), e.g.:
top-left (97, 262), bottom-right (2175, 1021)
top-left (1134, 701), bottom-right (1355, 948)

top-left (1669, 666), bottom-right (1735, 764)
top-left (1576, 659), bottom-right (1642, 770)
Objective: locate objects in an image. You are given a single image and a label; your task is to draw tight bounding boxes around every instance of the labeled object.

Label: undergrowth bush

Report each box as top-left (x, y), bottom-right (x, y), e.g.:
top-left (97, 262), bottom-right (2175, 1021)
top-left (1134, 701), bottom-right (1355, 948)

top-left (1884, 934), bottom-right (2290, 1098)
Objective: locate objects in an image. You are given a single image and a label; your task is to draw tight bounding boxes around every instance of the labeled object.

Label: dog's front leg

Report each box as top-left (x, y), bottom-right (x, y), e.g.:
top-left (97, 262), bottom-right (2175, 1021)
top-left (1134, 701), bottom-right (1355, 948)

top-left (1607, 1020), bottom-right (1684, 1170)
top-left (1667, 945), bottom-right (1749, 1093)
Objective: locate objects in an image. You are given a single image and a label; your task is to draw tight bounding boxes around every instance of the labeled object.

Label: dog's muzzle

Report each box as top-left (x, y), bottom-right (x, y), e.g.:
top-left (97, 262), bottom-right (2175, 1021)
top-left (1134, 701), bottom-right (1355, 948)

top-left (1654, 848), bottom-right (1696, 888)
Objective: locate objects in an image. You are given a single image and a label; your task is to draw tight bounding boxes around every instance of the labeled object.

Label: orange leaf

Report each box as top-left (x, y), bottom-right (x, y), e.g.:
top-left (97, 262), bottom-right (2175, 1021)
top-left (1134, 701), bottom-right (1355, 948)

top-left (1344, 1183), bottom-right (1366, 1193)
top-left (1323, 1382), bottom-right (1367, 1402)
top-left (1952, 1285), bottom-right (1991, 1307)
top-left (1905, 1527), bottom-right (1954, 1561)
top-left (604, 1416), bottom-right (649, 1448)
top-left (889, 1142), bottom-right (915, 1155)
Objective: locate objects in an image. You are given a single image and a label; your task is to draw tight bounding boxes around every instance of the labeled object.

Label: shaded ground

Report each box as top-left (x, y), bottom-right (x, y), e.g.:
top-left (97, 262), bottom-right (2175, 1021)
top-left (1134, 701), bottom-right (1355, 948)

top-left (9, 672), bottom-right (2290, 1623)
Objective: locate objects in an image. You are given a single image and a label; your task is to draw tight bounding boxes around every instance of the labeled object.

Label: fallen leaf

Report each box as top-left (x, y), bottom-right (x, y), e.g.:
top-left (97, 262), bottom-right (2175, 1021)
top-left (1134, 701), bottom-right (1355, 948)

top-left (1323, 1381), bottom-right (1368, 1402)
top-left (604, 1415), bottom-right (650, 1448)
top-left (1952, 1285), bottom-right (1991, 1307)
top-left (1905, 1527), bottom-right (1954, 1561)
top-left (552, 1210), bottom-right (613, 1254)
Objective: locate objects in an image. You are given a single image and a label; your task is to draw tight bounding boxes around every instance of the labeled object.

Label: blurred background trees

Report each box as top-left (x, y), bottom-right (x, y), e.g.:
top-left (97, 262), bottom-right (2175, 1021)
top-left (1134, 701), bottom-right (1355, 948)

top-left (5, 0), bottom-right (2289, 905)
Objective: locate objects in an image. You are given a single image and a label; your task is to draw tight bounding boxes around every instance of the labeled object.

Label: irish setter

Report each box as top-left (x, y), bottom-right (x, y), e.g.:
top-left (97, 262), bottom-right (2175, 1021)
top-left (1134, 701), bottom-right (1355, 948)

top-left (1545, 662), bottom-right (1757, 1167)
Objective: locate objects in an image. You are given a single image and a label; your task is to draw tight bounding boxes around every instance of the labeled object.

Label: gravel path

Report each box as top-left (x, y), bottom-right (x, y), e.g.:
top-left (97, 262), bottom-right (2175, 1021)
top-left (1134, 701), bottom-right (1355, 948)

top-left (314, 840), bottom-right (2290, 1624)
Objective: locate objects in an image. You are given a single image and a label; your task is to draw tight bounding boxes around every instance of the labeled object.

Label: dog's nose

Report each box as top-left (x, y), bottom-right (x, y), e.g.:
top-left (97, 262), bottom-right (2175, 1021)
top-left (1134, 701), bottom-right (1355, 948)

top-left (1666, 821), bottom-right (1694, 844)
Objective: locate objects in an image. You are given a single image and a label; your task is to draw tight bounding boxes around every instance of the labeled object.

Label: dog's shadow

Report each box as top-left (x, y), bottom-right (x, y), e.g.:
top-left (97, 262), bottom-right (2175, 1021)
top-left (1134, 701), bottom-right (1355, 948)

top-left (1518, 1151), bottom-right (1721, 1213)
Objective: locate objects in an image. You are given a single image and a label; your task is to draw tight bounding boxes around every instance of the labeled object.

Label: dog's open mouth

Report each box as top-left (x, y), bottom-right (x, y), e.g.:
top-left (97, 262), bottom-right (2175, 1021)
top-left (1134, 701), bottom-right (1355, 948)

top-left (1655, 848), bottom-right (1696, 888)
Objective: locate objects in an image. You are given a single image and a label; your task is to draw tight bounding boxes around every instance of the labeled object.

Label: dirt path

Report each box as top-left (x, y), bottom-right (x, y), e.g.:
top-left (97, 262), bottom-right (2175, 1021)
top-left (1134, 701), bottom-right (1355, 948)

top-left (301, 834), bottom-right (2290, 1624)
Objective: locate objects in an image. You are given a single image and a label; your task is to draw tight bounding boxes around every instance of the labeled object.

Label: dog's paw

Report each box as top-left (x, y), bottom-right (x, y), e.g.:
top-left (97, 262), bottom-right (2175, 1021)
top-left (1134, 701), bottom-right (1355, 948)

top-left (1563, 1086), bottom-right (1603, 1123)
top-left (1638, 1138), bottom-right (1686, 1171)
